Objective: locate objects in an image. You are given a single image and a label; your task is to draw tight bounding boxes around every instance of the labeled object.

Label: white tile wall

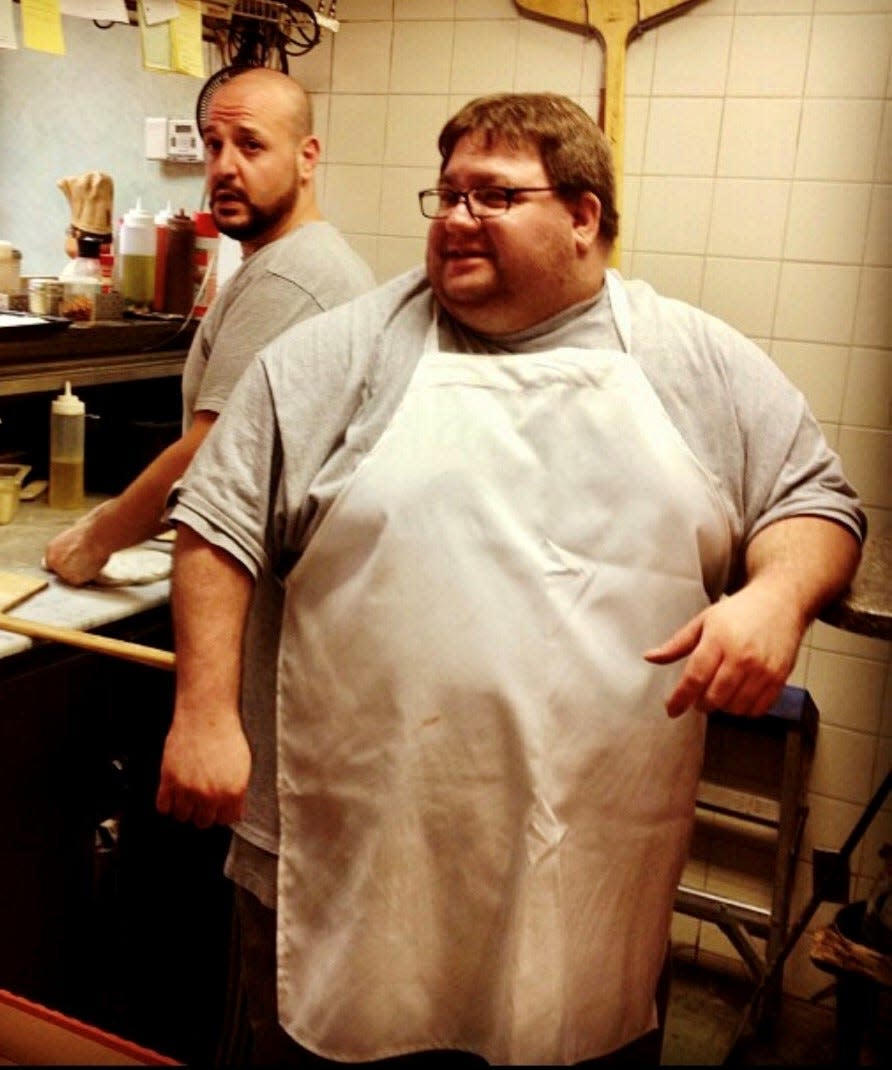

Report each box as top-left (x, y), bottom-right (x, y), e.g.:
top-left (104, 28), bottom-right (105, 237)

top-left (643, 98), bottom-right (723, 175)
top-left (842, 347), bottom-right (892, 427)
top-left (785, 183), bottom-right (873, 264)
top-left (718, 99), bottom-right (802, 178)
top-left (727, 15), bottom-right (811, 95)
top-left (707, 179), bottom-right (789, 259)
top-left (390, 21), bottom-right (454, 93)
top-left (701, 257), bottom-right (781, 336)
top-left (774, 262), bottom-right (861, 343)
top-left (806, 14), bottom-right (892, 98)
top-left (864, 183), bottom-right (892, 264)
top-left (3, 0), bottom-right (890, 1003)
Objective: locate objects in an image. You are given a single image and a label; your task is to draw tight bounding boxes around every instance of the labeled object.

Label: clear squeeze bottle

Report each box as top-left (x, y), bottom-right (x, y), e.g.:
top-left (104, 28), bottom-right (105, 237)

top-left (49, 381), bottom-right (85, 509)
top-left (119, 198), bottom-right (156, 311)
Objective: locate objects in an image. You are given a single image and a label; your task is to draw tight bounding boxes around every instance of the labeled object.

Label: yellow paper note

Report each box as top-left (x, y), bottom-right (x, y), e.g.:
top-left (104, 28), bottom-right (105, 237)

top-left (170, 0), bottom-right (204, 78)
top-left (20, 0), bottom-right (65, 55)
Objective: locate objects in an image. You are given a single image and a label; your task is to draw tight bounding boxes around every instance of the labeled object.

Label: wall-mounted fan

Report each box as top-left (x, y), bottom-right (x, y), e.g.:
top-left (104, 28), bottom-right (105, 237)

top-left (204, 1), bottom-right (322, 72)
top-left (195, 2), bottom-right (338, 132)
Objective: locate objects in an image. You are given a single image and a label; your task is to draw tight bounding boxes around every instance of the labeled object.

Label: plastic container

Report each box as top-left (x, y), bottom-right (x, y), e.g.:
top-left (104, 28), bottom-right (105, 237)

top-left (0, 474), bottom-right (19, 525)
top-left (192, 211), bottom-right (219, 317)
top-left (118, 198), bottom-right (156, 310)
top-left (163, 210), bottom-right (196, 317)
top-left (59, 236), bottom-right (104, 320)
top-left (153, 202), bottom-right (173, 312)
top-left (48, 381), bottom-right (85, 510)
top-left (0, 241), bottom-right (22, 295)
top-left (60, 279), bottom-right (101, 321)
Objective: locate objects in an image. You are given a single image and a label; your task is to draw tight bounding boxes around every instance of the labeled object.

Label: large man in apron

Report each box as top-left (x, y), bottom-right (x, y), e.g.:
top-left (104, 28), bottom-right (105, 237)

top-left (157, 94), bottom-right (864, 1066)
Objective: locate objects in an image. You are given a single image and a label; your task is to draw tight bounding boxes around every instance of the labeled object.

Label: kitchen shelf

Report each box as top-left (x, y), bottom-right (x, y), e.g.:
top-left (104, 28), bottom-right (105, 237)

top-left (0, 320), bottom-right (194, 397)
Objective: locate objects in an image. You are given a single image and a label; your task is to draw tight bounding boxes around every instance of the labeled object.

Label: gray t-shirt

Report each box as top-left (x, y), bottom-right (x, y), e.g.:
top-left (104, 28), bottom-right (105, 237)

top-left (180, 221), bottom-right (376, 425)
top-left (169, 266), bottom-right (865, 907)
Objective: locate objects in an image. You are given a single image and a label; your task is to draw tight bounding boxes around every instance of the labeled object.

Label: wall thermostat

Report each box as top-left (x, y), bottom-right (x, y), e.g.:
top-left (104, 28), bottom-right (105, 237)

top-left (167, 119), bottom-right (203, 162)
top-left (145, 117), bottom-right (203, 163)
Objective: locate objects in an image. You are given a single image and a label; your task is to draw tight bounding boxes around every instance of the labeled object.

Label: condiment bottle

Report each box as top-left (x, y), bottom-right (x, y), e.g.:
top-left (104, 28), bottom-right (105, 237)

top-left (48, 381), bottom-right (85, 509)
top-left (192, 210), bottom-right (219, 317)
top-left (163, 210), bottom-right (196, 317)
top-left (153, 202), bottom-right (173, 312)
top-left (118, 198), bottom-right (156, 311)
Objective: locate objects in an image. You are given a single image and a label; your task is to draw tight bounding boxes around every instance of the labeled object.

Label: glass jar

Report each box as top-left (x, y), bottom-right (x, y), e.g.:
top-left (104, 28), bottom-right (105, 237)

top-left (28, 278), bottom-right (64, 317)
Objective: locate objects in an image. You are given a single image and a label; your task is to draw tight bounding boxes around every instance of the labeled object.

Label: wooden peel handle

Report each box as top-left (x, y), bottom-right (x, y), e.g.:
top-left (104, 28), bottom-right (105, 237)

top-left (0, 613), bottom-right (175, 671)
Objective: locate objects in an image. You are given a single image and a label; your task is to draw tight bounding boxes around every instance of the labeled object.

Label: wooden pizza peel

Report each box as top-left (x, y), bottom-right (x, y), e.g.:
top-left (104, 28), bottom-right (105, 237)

top-left (514, 1), bottom-right (705, 262)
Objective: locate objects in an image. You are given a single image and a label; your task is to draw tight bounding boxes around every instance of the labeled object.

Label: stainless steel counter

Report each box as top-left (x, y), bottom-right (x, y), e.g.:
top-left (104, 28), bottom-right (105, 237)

top-left (0, 495), bottom-right (172, 661)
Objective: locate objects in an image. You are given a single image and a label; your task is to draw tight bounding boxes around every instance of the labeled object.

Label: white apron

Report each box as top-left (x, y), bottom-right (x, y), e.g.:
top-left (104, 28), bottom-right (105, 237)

top-left (275, 272), bottom-right (732, 1065)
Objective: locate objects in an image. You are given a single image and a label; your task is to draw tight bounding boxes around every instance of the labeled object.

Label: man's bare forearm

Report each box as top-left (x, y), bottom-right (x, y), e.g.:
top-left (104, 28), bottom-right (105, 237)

top-left (171, 523), bottom-right (254, 711)
top-left (743, 515), bottom-right (862, 626)
top-left (156, 524), bottom-right (255, 826)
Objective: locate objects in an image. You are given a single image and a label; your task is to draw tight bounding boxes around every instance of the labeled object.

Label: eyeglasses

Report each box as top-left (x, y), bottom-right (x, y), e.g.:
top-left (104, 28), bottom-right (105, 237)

top-left (418, 186), bottom-right (565, 220)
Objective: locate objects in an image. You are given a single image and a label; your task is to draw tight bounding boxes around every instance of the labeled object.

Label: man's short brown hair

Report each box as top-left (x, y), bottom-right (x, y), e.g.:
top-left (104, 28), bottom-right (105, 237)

top-left (437, 92), bottom-right (619, 246)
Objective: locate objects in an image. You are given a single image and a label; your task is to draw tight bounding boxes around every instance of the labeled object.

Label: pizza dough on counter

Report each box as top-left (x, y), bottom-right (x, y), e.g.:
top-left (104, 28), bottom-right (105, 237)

top-left (94, 548), bottom-right (172, 587)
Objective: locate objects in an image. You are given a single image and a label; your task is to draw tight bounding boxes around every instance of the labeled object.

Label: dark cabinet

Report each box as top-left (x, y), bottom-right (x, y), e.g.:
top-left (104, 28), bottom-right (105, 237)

top-left (0, 609), bottom-right (234, 1065)
top-left (0, 320), bottom-right (235, 1063)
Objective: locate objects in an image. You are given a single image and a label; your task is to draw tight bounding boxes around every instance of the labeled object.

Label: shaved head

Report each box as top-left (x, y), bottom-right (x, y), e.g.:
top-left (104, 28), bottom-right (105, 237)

top-left (208, 67), bottom-right (313, 143)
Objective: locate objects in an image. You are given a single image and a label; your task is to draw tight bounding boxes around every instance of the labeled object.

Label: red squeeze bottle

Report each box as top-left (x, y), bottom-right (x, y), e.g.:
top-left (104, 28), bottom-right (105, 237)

top-left (192, 210), bottom-right (219, 318)
top-left (153, 203), bottom-right (172, 311)
top-left (163, 211), bottom-right (197, 317)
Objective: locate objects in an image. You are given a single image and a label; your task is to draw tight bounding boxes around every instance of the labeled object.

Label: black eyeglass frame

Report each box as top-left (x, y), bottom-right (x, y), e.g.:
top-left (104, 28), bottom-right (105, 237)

top-left (417, 185), bottom-right (572, 220)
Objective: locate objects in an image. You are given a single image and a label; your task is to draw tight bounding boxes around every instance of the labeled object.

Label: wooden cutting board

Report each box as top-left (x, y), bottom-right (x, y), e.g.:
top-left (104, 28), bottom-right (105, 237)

top-left (0, 570), bottom-right (175, 671)
top-left (515, 0), bottom-right (704, 261)
top-left (0, 572), bottom-right (48, 612)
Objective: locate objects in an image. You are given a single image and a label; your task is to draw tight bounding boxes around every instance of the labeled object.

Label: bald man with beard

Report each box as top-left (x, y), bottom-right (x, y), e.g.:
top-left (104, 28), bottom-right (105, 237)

top-left (45, 68), bottom-right (375, 586)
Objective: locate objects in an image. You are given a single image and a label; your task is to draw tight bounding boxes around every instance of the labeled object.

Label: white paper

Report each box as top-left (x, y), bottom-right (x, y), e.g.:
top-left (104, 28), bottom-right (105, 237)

top-left (0, 314), bottom-right (48, 328)
top-left (141, 0), bottom-right (178, 26)
top-left (60, 0), bottom-right (129, 22)
top-left (0, 0), bottom-right (17, 50)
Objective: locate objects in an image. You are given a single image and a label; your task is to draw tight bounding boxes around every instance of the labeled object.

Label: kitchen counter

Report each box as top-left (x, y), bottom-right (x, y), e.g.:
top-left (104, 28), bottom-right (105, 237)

top-left (0, 495), bottom-right (172, 661)
top-left (818, 528), bottom-right (892, 640)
